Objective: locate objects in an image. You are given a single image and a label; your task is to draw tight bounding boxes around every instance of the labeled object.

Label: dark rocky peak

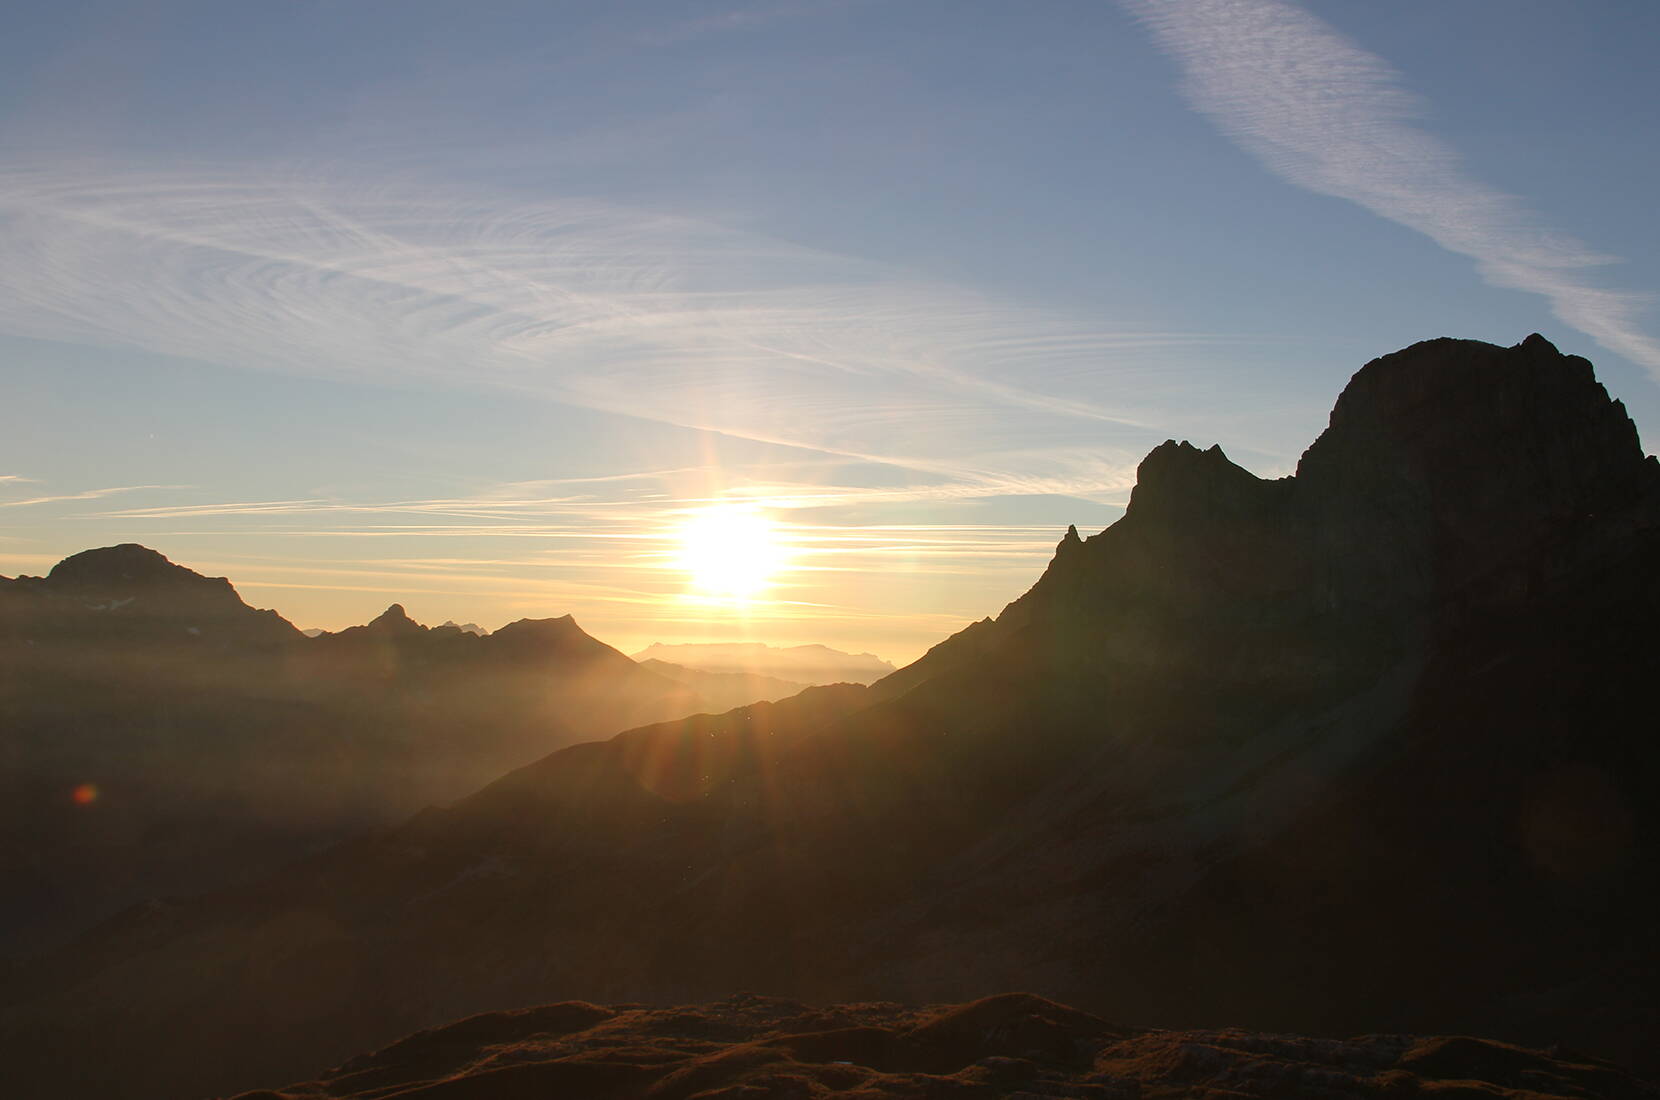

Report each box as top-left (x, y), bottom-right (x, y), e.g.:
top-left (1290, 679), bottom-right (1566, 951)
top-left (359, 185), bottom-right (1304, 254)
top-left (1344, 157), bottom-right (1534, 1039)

top-left (363, 603), bottom-right (425, 637)
top-left (17, 544), bottom-right (302, 646)
top-left (46, 543), bottom-right (235, 604)
top-left (486, 614), bottom-right (622, 665)
top-left (915, 335), bottom-right (1658, 686)
top-left (1288, 335), bottom-right (1660, 602)
top-left (1123, 439), bottom-right (1276, 529)
top-left (1298, 334), bottom-right (1657, 523)
top-left (496, 611), bottom-right (577, 635)
top-left (1031, 524), bottom-right (1089, 599)
top-left (319, 603), bottom-right (436, 653)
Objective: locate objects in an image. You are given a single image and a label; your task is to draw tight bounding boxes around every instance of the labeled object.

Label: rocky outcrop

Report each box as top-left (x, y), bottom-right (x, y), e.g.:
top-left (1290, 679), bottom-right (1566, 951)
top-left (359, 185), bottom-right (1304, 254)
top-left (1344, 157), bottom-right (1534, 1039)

top-left (236, 993), bottom-right (1658, 1100)
top-left (1294, 334), bottom-right (1659, 609)
top-left (1298, 335), bottom-right (1654, 525)
top-left (1125, 439), bottom-right (1274, 527)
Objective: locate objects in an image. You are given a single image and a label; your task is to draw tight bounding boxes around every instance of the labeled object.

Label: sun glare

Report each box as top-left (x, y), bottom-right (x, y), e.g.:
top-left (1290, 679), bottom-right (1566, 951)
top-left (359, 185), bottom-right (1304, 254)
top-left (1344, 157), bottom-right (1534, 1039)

top-left (675, 504), bottom-right (788, 599)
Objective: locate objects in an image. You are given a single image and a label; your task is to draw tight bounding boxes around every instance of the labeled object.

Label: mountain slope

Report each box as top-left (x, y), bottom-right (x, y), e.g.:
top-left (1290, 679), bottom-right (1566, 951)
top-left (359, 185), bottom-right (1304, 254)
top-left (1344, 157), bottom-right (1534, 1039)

top-left (6, 334), bottom-right (1658, 1098)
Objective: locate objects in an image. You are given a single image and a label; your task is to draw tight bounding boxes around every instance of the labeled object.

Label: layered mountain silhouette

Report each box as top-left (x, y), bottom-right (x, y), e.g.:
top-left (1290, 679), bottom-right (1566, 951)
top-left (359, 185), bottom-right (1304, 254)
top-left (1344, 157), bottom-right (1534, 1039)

top-left (632, 641), bottom-right (896, 685)
top-left (635, 657), bottom-right (814, 710)
top-left (4, 335), bottom-right (1658, 1099)
top-left (0, 553), bottom-right (762, 955)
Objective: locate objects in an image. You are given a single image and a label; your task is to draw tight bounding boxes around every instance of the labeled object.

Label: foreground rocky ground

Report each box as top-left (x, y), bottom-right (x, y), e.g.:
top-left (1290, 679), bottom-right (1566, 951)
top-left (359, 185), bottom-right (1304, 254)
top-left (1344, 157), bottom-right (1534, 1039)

top-left (232, 992), bottom-right (1656, 1100)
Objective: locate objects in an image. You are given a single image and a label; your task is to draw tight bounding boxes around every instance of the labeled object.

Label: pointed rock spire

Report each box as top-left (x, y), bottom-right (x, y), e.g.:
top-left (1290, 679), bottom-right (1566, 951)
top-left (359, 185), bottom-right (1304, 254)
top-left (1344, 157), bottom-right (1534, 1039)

top-left (363, 603), bottom-right (425, 636)
top-left (1055, 523), bottom-right (1084, 558)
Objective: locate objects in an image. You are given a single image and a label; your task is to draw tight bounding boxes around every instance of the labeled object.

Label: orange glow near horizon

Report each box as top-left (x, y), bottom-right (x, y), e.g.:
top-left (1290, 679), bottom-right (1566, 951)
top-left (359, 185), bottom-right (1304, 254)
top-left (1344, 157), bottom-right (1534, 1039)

top-left (72, 782), bottom-right (99, 805)
top-left (674, 503), bottom-right (790, 600)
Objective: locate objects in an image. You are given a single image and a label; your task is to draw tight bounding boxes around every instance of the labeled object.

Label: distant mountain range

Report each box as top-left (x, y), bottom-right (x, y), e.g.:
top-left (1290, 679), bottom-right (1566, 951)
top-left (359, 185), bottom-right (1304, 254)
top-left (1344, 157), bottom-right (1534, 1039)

top-left (634, 657), bottom-right (813, 709)
top-left (4, 335), bottom-right (1658, 1099)
top-left (302, 620), bottom-right (487, 638)
top-left (0, 554), bottom-right (802, 956)
top-left (632, 641), bottom-right (896, 685)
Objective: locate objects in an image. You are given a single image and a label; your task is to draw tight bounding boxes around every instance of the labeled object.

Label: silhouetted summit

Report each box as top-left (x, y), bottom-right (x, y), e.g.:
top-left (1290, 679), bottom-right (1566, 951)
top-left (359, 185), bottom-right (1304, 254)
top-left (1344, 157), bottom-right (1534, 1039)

top-left (994, 334), bottom-right (1658, 667)
top-left (1126, 439), bottom-right (1264, 525)
top-left (1295, 334), bottom-right (1657, 598)
top-left (360, 602), bottom-right (421, 634)
top-left (7, 335), bottom-right (1659, 1099)
top-left (47, 542), bottom-right (202, 591)
top-left (1300, 334), bottom-right (1651, 510)
top-left (489, 613), bottom-right (622, 662)
top-left (5, 542), bottom-right (302, 649)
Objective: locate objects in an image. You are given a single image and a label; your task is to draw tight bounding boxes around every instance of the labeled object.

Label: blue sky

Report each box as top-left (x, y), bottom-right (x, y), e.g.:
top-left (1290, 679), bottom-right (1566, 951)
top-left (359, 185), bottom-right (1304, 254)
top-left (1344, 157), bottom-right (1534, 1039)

top-left (3, 0), bottom-right (1657, 661)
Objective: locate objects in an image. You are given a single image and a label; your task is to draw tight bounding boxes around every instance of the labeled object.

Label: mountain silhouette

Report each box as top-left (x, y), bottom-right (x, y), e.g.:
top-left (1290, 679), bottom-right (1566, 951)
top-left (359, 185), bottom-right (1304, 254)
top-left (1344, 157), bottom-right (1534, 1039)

top-left (636, 656), bottom-right (813, 710)
top-left (632, 641), bottom-right (896, 685)
top-left (3, 542), bottom-right (303, 652)
top-left (0, 557), bottom-right (751, 956)
top-left (4, 335), bottom-right (1658, 1099)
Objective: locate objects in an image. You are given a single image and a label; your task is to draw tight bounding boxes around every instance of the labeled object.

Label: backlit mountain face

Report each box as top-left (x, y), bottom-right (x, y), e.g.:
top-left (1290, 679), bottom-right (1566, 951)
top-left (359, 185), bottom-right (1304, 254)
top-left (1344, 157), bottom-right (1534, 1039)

top-left (0, 552), bottom-right (720, 954)
top-left (6, 335), bottom-right (1658, 1099)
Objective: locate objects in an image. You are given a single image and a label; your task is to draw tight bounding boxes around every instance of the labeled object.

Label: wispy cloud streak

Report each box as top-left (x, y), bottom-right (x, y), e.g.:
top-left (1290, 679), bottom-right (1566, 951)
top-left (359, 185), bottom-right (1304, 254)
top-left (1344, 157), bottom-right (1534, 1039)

top-left (0, 164), bottom-right (1221, 481)
top-left (87, 465), bottom-right (1136, 525)
top-left (1118, 0), bottom-right (1660, 371)
top-left (0, 483), bottom-right (180, 509)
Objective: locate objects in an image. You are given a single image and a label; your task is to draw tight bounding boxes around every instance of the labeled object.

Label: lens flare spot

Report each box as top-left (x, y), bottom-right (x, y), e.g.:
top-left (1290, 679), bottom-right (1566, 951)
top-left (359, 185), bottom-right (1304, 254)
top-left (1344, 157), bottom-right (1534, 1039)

top-left (72, 783), bottom-right (100, 805)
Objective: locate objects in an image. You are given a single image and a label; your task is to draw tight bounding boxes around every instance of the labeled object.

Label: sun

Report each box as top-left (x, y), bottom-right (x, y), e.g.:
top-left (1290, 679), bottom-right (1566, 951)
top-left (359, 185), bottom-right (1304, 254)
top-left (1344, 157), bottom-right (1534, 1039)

top-left (675, 504), bottom-right (788, 599)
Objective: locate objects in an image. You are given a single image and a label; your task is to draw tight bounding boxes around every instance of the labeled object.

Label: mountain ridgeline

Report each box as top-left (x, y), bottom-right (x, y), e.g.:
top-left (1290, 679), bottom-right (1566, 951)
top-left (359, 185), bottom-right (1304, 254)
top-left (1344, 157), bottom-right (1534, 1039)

top-left (0, 555), bottom-right (786, 956)
top-left (632, 641), bottom-right (897, 686)
top-left (3, 335), bottom-right (1658, 1098)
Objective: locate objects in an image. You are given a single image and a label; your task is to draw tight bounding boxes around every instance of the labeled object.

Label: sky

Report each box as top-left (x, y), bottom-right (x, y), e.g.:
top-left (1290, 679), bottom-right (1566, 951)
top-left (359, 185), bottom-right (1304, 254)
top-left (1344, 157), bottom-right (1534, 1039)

top-left (3, 0), bottom-right (1658, 663)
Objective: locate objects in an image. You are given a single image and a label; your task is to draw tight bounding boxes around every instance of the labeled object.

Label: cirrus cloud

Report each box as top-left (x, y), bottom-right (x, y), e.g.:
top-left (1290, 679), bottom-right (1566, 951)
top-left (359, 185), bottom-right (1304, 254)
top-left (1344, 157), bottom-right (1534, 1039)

top-left (0, 162), bottom-right (1229, 484)
top-left (1118, 0), bottom-right (1660, 372)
